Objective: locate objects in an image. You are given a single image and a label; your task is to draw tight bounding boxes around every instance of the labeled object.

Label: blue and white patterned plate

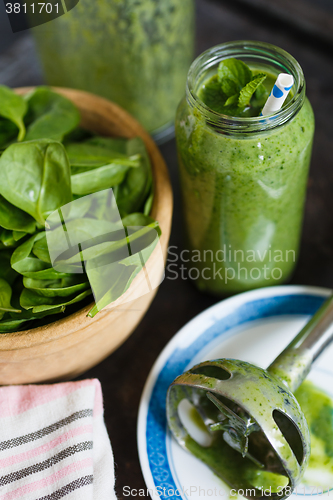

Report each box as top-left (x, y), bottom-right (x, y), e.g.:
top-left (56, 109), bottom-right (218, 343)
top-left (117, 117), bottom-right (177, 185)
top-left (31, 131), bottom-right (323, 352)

top-left (137, 286), bottom-right (333, 500)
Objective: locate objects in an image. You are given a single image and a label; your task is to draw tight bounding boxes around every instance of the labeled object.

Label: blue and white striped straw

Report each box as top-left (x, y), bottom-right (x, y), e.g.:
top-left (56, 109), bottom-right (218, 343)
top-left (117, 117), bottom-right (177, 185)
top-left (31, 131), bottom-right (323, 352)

top-left (260, 73), bottom-right (294, 116)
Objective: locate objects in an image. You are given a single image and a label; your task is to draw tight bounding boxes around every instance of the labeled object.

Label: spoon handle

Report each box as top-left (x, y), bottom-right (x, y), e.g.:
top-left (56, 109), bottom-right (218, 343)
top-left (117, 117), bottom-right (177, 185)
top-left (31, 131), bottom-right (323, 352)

top-left (268, 294), bottom-right (333, 392)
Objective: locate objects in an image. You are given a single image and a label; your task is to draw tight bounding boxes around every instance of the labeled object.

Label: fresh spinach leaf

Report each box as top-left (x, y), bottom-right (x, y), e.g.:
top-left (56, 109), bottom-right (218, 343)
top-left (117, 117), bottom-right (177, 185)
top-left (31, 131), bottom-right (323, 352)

top-left (23, 276), bottom-right (90, 298)
top-left (30, 233), bottom-right (52, 264)
top-left (71, 163), bottom-right (136, 195)
top-left (0, 303), bottom-right (68, 331)
top-left (0, 279), bottom-right (21, 319)
top-left (0, 228), bottom-right (18, 248)
top-left (40, 218), bottom-right (120, 265)
top-left (0, 118), bottom-right (19, 150)
top-left (84, 136), bottom-right (128, 155)
top-left (24, 87), bottom-right (80, 141)
top-left (13, 231), bottom-right (28, 242)
top-left (0, 195), bottom-right (36, 233)
top-left (0, 249), bottom-right (18, 285)
top-left (87, 223), bottom-right (160, 317)
top-left (12, 233), bottom-right (48, 271)
top-left (58, 222), bottom-right (159, 266)
top-left (0, 139), bottom-right (72, 225)
top-left (65, 142), bottom-right (140, 168)
top-left (11, 233), bottom-right (76, 279)
top-left (0, 318), bottom-right (31, 333)
top-left (0, 229), bottom-right (25, 251)
top-left (87, 262), bottom-right (138, 317)
top-left (0, 86), bottom-right (27, 141)
top-left (20, 288), bottom-right (92, 314)
top-left (122, 213), bottom-right (158, 228)
top-left (17, 266), bottom-right (76, 281)
top-left (116, 138), bottom-right (153, 215)
top-left (143, 191), bottom-right (154, 216)
top-left (63, 127), bottom-right (93, 144)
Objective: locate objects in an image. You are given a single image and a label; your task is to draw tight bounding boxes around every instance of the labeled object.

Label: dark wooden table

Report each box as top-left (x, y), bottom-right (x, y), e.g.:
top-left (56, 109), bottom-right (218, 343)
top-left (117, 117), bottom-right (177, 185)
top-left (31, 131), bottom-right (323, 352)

top-left (1, 0), bottom-right (333, 498)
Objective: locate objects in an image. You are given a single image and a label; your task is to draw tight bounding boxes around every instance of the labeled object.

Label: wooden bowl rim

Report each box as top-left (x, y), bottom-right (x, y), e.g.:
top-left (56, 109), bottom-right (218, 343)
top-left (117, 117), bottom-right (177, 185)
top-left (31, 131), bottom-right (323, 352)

top-left (0, 86), bottom-right (173, 349)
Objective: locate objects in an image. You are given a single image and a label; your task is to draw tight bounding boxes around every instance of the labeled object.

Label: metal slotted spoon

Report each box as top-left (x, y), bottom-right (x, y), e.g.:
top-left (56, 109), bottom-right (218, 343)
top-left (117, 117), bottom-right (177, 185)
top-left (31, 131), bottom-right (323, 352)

top-left (167, 294), bottom-right (333, 499)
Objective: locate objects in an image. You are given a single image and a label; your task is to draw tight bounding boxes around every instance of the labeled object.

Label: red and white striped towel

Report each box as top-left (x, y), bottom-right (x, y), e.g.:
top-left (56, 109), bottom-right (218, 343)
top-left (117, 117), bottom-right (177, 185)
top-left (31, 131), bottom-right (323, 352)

top-left (0, 379), bottom-right (116, 500)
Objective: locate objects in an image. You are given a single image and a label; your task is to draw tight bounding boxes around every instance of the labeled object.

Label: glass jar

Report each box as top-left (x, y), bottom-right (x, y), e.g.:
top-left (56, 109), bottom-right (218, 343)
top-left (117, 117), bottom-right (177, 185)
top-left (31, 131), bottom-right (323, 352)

top-left (176, 41), bottom-right (315, 295)
top-left (31, 0), bottom-right (195, 141)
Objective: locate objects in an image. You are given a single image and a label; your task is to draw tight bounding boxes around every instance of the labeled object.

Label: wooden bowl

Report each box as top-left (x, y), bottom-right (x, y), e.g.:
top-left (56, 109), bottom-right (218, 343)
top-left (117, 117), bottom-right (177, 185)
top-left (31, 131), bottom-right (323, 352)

top-left (0, 87), bottom-right (173, 385)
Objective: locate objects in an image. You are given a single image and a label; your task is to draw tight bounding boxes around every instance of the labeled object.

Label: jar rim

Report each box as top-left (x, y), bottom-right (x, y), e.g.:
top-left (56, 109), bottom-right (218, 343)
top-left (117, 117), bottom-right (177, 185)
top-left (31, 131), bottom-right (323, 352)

top-left (186, 40), bottom-right (306, 134)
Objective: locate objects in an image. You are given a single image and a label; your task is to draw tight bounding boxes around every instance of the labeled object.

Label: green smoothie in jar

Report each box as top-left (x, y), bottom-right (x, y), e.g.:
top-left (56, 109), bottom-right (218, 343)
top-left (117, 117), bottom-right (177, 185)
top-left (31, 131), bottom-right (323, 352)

top-left (31, 0), bottom-right (195, 140)
top-left (176, 41), bottom-right (314, 295)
